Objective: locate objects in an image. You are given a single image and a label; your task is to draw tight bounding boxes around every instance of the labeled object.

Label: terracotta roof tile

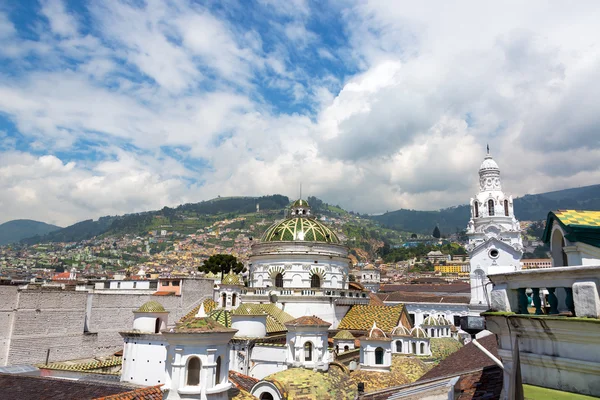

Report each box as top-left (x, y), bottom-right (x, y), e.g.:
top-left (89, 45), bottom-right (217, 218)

top-left (350, 355), bottom-right (430, 393)
top-left (456, 366), bottom-right (503, 400)
top-left (379, 291), bottom-right (470, 304)
top-left (93, 385), bottom-right (163, 400)
top-left (418, 334), bottom-right (498, 382)
top-left (285, 315), bottom-right (331, 327)
top-left (229, 371), bottom-right (259, 392)
top-left (0, 373), bottom-right (133, 400)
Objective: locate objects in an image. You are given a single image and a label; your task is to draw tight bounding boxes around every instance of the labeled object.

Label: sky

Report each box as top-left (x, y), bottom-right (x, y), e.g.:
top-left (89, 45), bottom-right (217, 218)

top-left (1, 0), bottom-right (600, 226)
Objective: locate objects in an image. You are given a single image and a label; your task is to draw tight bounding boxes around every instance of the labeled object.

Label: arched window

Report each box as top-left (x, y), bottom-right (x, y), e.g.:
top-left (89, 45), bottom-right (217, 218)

top-left (186, 357), bottom-right (201, 386)
top-left (488, 199), bottom-right (495, 216)
top-left (274, 273), bottom-right (284, 288)
top-left (412, 342), bottom-right (417, 354)
top-left (474, 202), bottom-right (479, 218)
top-left (221, 293), bottom-right (227, 308)
top-left (155, 318), bottom-right (161, 333)
top-left (375, 347), bottom-right (384, 365)
top-left (344, 345), bottom-right (349, 352)
top-left (215, 356), bottom-right (221, 386)
top-left (420, 343), bottom-right (425, 354)
top-left (396, 341), bottom-right (402, 352)
top-left (310, 274), bottom-right (321, 288)
top-left (260, 394), bottom-right (274, 400)
top-left (504, 200), bottom-right (509, 216)
top-left (231, 293), bottom-right (237, 307)
top-left (304, 342), bottom-right (313, 361)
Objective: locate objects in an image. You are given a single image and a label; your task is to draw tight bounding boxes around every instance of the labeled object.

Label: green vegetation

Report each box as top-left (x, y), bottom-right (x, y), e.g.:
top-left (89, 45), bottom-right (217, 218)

top-left (524, 384), bottom-right (598, 400)
top-left (379, 242), bottom-right (467, 263)
top-left (199, 254), bottom-right (245, 275)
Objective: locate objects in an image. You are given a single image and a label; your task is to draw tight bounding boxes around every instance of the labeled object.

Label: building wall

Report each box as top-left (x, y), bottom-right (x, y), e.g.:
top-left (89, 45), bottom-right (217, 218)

top-left (0, 278), bottom-right (213, 366)
top-left (249, 345), bottom-right (287, 379)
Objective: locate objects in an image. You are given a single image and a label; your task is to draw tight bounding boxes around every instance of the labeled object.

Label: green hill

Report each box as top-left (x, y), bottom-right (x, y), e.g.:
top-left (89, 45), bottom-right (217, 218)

top-left (0, 219), bottom-right (61, 245)
top-left (371, 184), bottom-right (600, 235)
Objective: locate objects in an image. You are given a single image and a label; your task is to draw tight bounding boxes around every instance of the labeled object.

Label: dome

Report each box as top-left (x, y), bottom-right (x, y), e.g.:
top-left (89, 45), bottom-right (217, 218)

top-left (410, 326), bottom-right (429, 338)
top-left (136, 301), bottom-right (167, 313)
top-left (438, 316), bottom-right (452, 326)
top-left (479, 155), bottom-right (499, 171)
top-left (261, 217), bottom-right (340, 243)
top-left (422, 316), bottom-right (440, 326)
top-left (391, 324), bottom-right (411, 337)
top-left (368, 322), bottom-right (387, 339)
top-left (291, 199), bottom-right (310, 208)
top-left (334, 330), bottom-right (355, 340)
top-left (221, 271), bottom-right (244, 286)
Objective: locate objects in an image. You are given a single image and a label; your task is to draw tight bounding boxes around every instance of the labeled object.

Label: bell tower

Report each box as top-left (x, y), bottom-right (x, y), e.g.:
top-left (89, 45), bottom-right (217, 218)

top-left (466, 150), bottom-right (523, 315)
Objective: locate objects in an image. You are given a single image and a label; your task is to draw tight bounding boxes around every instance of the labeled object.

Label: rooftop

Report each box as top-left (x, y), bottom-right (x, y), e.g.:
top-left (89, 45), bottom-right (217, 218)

top-left (351, 355), bottom-right (430, 394)
top-left (338, 304), bottom-right (405, 333)
top-left (263, 364), bottom-right (357, 399)
top-left (542, 210), bottom-right (600, 247)
top-left (135, 301), bottom-right (166, 313)
top-left (231, 303), bottom-right (296, 334)
top-left (285, 315), bottom-right (331, 327)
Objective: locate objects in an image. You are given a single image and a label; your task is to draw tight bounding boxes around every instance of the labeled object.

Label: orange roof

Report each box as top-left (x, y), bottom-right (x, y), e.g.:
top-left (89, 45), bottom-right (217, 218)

top-left (152, 291), bottom-right (176, 296)
top-left (285, 315), bottom-right (331, 327)
top-left (93, 385), bottom-right (162, 399)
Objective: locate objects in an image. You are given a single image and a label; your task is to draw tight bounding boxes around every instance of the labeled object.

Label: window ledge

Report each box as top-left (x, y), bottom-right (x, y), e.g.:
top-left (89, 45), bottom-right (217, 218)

top-left (178, 386), bottom-right (201, 395)
top-left (206, 382), bottom-right (232, 394)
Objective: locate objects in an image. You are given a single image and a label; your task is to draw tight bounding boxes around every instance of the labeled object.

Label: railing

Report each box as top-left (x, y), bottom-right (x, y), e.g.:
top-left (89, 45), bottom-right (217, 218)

top-left (487, 265), bottom-right (600, 318)
top-left (242, 287), bottom-right (369, 301)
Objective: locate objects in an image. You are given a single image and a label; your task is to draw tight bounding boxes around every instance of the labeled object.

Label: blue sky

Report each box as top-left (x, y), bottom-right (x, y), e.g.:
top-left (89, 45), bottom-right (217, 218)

top-left (1, 0), bottom-right (600, 226)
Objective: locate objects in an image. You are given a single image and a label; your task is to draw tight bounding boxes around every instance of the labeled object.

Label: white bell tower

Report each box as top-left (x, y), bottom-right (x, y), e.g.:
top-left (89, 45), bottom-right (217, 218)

top-left (466, 149), bottom-right (523, 315)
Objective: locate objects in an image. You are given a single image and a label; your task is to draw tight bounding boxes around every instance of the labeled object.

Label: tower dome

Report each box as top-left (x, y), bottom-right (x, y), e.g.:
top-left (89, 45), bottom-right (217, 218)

top-left (261, 199), bottom-right (340, 243)
top-left (391, 324), bottom-right (411, 337)
top-left (410, 326), bottom-right (429, 338)
top-left (478, 150), bottom-right (502, 192)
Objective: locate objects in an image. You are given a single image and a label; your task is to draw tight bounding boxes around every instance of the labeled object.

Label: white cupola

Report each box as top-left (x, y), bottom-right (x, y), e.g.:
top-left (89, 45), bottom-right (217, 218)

top-left (360, 322), bottom-right (392, 372)
top-left (285, 315), bottom-right (331, 371)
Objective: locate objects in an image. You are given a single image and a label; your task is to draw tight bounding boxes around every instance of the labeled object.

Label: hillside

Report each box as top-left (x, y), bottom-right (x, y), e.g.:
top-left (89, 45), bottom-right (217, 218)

top-left (371, 184), bottom-right (600, 235)
top-left (0, 219), bottom-right (61, 245)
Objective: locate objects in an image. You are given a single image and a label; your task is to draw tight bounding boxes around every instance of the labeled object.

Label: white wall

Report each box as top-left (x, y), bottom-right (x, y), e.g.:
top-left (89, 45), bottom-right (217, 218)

top-left (121, 335), bottom-right (167, 386)
top-left (249, 345), bottom-right (287, 379)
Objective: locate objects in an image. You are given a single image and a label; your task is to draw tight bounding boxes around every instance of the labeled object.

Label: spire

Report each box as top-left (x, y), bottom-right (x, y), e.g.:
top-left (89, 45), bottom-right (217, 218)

top-left (195, 302), bottom-right (207, 318)
top-left (486, 143), bottom-right (490, 155)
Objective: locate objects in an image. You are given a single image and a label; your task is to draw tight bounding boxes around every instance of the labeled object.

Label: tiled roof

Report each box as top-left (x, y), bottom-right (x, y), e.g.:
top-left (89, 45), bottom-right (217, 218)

top-left (229, 370), bottom-right (259, 393)
top-left (350, 355), bottom-right (430, 393)
top-left (179, 298), bottom-right (217, 323)
top-left (221, 271), bottom-right (244, 286)
top-left (261, 217), bottom-right (340, 243)
top-left (551, 209), bottom-right (600, 227)
top-left (368, 292), bottom-right (384, 306)
top-left (542, 209), bottom-right (600, 247)
top-left (418, 334), bottom-right (498, 382)
top-left (338, 304), bottom-right (404, 333)
top-left (333, 330), bottom-right (355, 340)
top-left (231, 303), bottom-right (295, 333)
top-left (285, 315), bottom-right (331, 327)
top-left (209, 309), bottom-right (231, 327)
top-left (135, 301), bottom-right (166, 313)
top-left (0, 373), bottom-right (134, 400)
top-left (38, 356), bottom-right (122, 374)
top-left (378, 291), bottom-right (470, 304)
top-left (429, 338), bottom-right (463, 363)
top-left (93, 385), bottom-right (163, 400)
top-left (456, 366), bottom-right (503, 400)
top-left (264, 364), bottom-right (357, 399)
top-left (379, 283), bottom-right (470, 294)
top-left (174, 316), bottom-right (237, 334)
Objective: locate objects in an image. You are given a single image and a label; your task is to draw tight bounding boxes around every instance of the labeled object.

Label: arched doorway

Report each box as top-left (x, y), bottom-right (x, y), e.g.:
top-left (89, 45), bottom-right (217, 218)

top-left (375, 347), bottom-right (384, 365)
top-left (186, 357), bottom-right (201, 386)
top-left (155, 318), bottom-right (161, 333)
top-left (260, 393), bottom-right (274, 400)
top-left (221, 293), bottom-right (227, 308)
top-left (274, 273), bottom-right (284, 288)
top-left (304, 342), bottom-right (313, 362)
top-left (231, 293), bottom-right (237, 307)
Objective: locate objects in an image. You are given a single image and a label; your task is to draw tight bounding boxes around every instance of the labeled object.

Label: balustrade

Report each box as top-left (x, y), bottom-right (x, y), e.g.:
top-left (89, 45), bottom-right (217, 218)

top-left (488, 265), bottom-right (600, 318)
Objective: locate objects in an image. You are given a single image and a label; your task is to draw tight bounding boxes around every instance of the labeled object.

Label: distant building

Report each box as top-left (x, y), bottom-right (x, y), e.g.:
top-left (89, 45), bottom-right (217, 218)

top-left (521, 258), bottom-right (552, 269)
top-left (426, 250), bottom-right (449, 263)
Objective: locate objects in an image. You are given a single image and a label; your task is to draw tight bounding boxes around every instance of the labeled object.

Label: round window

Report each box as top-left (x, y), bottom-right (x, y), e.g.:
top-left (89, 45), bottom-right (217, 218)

top-left (489, 249), bottom-right (499, 259)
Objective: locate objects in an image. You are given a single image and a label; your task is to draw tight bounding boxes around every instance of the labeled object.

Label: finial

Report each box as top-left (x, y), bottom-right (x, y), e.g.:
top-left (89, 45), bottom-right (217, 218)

top-left (195, 302), bottom-right (207, 318)
top-left (486, 143), bottom-right (490, 155)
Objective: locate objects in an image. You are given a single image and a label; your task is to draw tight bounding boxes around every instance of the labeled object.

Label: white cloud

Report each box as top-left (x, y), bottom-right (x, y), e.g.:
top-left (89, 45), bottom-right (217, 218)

top-left (2, 0), bottom-right (600, 226)
top-left (40, 0), bottom-right (79, 37)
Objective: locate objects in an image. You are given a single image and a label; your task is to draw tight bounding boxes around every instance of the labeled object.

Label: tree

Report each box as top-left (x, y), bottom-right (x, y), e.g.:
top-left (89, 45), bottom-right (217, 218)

top-left (199, 254), bottom-right (245, 277)
top-left (432, 226), bottom-right (441, 238)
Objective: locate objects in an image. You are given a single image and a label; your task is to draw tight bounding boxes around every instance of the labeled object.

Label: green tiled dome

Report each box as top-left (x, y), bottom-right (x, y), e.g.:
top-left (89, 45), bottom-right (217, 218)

top-left (136, 301), bottom-right (166, 313)
top-left (292, 199), bottom-right (310, 208)
top-left (334, 330), bottom-right (355, 340)
top-left (261, 217), bottom-right (340, 243)
top-left (221, 271), bottom-right (244, 286)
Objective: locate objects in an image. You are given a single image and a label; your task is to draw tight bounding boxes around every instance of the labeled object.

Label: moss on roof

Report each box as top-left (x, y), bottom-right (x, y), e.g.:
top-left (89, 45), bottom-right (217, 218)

top-left (338, 304), bottom-right (404, 333)
top-left (135, 301), bottom-right (166, 313)
top-left (350, 355), bottom-right (430, 393)
top-left (264, 365), bottom-right (357, 399)
top-left (38, 356), bottom-right (122, 375)
top-left (174, 316), bottom-right (236, 333)
top-left (179, 298), bottom-right (217, 323)
top-left (428, 338), bottom-right (463, 364)
top-left (333, 330), bottom-right (355, 340)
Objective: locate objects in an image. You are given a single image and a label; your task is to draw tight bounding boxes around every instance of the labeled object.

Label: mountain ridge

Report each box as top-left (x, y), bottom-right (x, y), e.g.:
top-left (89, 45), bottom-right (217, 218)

top-left (0, 219), bottom-right (62, 246)
top-left (4, 184), bottom-right (600, 245)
